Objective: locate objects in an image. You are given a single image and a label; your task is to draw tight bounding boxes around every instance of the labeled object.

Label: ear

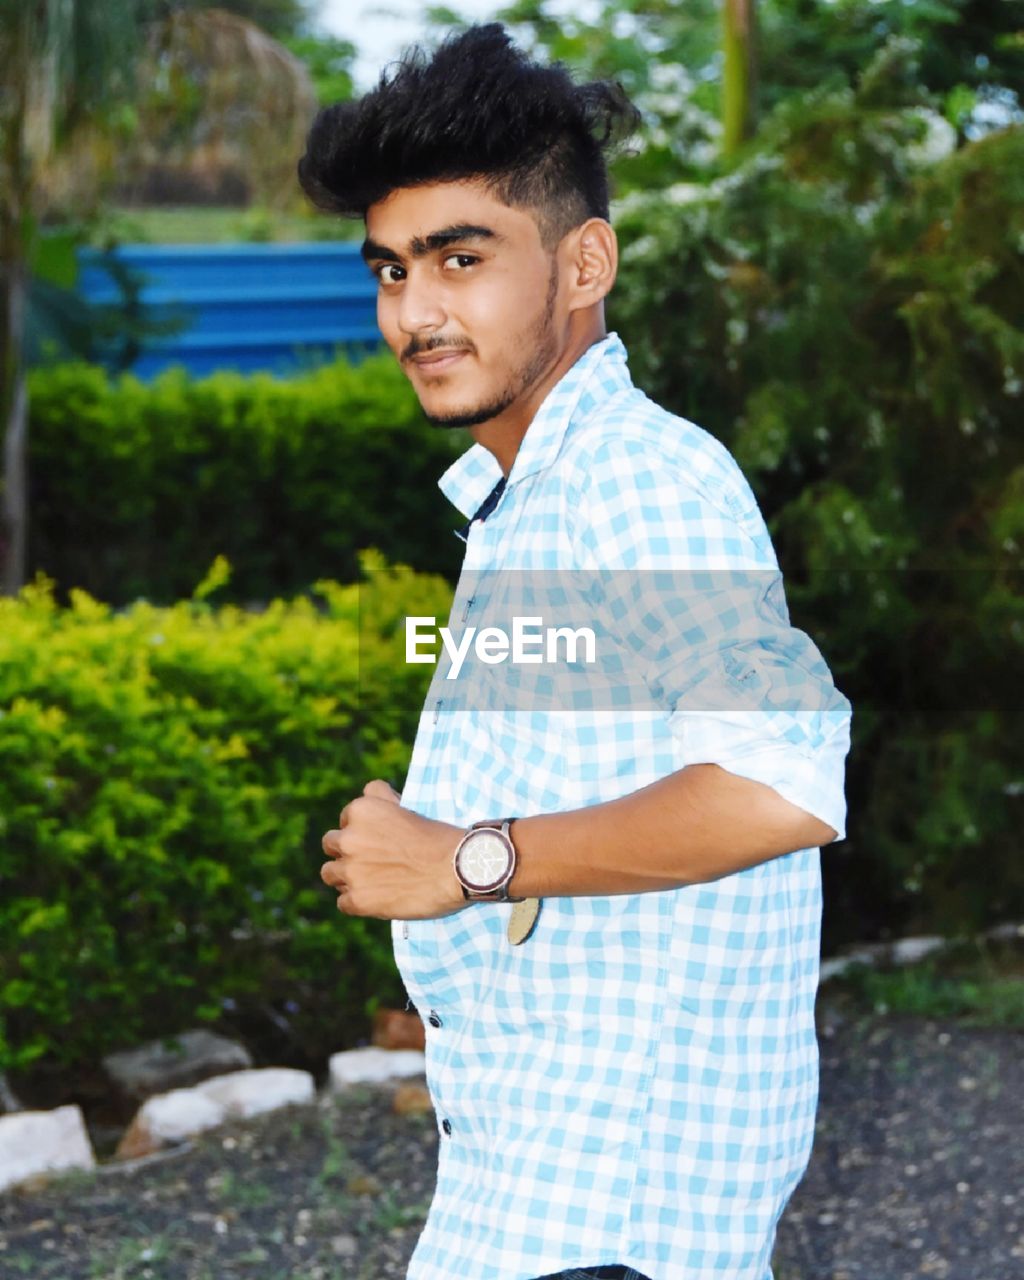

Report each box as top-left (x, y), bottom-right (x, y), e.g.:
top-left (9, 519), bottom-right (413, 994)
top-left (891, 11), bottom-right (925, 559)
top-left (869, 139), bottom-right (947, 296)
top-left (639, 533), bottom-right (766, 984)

top-left (561, 218), bottom-right (618, 314)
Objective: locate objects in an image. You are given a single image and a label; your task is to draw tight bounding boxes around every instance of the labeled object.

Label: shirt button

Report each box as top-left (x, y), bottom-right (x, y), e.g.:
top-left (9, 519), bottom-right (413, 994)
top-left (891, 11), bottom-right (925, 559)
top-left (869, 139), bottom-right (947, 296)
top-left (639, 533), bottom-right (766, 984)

top-left (441, 1118), bottom-right (452, 1136)
top-left (428, 1011), bottom-right (443, 1028)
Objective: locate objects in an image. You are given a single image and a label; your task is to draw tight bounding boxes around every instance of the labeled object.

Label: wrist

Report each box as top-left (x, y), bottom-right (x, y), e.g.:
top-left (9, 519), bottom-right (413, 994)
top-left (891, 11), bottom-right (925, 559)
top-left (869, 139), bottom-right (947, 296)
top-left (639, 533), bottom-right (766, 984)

top-left (425, 819), bottom-right (469, 913)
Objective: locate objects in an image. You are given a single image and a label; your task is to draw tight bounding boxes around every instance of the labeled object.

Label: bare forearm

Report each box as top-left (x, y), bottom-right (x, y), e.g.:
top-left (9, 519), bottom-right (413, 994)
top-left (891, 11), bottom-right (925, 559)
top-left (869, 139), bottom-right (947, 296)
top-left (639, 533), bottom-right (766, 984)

top-left (321, 768), bottom-right (837, 921)
top-left (508, 763), bottom-right (837, 899)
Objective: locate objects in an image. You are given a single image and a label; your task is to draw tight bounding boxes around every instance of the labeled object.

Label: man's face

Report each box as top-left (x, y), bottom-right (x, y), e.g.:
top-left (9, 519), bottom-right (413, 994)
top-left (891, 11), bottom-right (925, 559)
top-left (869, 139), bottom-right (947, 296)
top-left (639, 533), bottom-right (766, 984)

top-left (362, 180), bottom-right (564, 428)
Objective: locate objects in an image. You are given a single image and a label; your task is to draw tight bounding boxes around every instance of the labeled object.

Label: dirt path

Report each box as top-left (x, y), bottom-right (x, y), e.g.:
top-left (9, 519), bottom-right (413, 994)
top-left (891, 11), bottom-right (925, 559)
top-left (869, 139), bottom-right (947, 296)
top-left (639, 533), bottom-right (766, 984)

top-left (2, 1006), bottom-right (1022, 1280)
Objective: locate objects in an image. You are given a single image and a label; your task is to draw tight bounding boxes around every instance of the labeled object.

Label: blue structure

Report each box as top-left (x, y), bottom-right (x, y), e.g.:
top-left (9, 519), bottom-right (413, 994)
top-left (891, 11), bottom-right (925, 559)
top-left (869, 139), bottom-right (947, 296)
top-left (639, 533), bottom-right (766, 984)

top-left (76, 242), bottom-right (382, 379)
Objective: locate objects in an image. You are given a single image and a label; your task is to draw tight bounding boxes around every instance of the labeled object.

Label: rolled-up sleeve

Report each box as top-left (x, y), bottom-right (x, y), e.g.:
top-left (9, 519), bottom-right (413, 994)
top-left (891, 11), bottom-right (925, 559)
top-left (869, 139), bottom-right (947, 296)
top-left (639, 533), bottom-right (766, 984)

top-left (571, 434), bottom-right (853, 841)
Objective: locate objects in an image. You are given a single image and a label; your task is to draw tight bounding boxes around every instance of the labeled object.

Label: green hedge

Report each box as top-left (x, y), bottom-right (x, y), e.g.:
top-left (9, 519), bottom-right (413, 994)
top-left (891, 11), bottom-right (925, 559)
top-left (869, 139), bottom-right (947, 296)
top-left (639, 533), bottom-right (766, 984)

top-left (0, 556), bottom-right (453, 1075)
top-left (27, 353), bottom-right (468, 606)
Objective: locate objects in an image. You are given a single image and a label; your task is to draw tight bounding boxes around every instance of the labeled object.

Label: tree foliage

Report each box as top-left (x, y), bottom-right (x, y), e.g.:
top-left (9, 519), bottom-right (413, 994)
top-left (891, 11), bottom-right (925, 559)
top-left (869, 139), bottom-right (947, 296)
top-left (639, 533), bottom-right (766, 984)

top-left (608, 41), bottom-right (1023, 944)
top-left (441, 0), bottom-right (1024, 187)
top-left (155, 0), bottom-right (314, 40)
top-left (284, 32), bottom-right (357, 105)
top-left (113, 8), bottom-right (318, 209)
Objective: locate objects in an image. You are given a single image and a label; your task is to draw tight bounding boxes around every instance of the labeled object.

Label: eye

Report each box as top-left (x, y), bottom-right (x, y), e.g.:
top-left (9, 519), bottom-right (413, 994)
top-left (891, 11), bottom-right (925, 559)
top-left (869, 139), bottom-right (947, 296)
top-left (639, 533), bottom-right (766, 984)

top-left (443, 253), bottom-right (479, 271)
top-left (375, 263), bottom-right (405, 285)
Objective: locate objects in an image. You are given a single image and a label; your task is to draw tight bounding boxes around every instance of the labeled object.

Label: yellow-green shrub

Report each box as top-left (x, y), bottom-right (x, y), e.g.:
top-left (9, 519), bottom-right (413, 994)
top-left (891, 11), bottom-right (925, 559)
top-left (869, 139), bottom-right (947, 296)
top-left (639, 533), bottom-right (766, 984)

top-left (0, 555), bottom-right (453, 1074)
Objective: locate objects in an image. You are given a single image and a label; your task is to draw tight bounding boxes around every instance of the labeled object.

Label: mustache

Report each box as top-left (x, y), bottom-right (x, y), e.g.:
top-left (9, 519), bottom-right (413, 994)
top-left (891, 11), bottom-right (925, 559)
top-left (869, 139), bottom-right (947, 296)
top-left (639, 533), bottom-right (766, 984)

top-left (401, 336), bottom-right (475, 362)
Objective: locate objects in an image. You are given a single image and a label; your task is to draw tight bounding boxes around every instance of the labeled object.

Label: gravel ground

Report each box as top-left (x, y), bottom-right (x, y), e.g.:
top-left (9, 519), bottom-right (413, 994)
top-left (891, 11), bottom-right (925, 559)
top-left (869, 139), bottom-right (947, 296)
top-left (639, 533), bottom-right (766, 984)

top-left (1, 1001), bottom-right (1022, 1280)
top-left (773, 1004), bottom-right (1024, 1280)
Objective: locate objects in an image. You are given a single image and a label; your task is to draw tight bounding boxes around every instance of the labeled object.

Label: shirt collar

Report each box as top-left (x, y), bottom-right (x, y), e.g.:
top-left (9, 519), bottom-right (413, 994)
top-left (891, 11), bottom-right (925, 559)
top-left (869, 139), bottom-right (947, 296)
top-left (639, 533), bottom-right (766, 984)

top-left (437, 332), bottom-right (630, 520)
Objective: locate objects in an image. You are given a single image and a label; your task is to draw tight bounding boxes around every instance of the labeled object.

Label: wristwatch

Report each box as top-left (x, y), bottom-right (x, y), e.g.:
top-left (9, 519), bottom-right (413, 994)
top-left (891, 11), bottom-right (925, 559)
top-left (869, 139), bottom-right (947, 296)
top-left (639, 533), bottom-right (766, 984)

top-left (452, 818), bottom-right (523, 902)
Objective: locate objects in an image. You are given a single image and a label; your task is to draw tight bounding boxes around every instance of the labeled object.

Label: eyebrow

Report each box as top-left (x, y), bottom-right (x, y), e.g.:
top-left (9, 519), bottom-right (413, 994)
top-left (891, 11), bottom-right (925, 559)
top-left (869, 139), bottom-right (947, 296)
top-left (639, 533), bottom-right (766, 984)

top-left (361, 223), bottom-right (501, 264)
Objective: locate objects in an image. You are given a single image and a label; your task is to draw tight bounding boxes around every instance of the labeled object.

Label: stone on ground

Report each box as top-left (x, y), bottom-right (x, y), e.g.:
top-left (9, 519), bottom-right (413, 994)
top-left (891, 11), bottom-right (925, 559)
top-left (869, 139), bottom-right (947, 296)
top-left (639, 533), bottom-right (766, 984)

top-left (103, 1029), bottom-right (252, 1101)
top-left (0, 1105), bottom-right (95, 1193)
top-left (392, 1082), bottom-right (433, 1116)
top-left (115, 1087), bottom-right (226, 1159)
top-left (194, 1067), bottom-right (315, 1118)
top-left (328, 1047), bottom-right (425, 1088)
top-left (372, 1007), bottom-right (426, 1051)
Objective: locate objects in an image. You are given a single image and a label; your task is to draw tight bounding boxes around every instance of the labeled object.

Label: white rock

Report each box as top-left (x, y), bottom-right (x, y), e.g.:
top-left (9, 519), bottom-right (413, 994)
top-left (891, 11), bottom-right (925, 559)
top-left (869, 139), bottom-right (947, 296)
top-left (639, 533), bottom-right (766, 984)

top-left (891, 936), bottom-right (946, 966)
top-left (818, 957), bottom-right (850, 983)
top-left (820, 933), bottom-right (965, 984)
top-left (117, 1087), bottom-right (227, 1158)
top-left (328, 1047), bottom-right (425, 1088)
top-left (194, 1068), bottom-right (315, 1118)
top-left (986, 920), bottom-right (1024, 941)
top-left (0, 1105), bottom-right (95, 1193)
top-left (819, 946), bottom-right (882, 983)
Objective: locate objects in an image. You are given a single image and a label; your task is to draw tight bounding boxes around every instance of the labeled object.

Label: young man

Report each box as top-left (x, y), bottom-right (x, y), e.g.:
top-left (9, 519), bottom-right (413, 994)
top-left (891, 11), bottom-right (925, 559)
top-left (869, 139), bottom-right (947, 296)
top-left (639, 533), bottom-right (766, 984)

top-left (305, 24), bottom-right (852, 1280)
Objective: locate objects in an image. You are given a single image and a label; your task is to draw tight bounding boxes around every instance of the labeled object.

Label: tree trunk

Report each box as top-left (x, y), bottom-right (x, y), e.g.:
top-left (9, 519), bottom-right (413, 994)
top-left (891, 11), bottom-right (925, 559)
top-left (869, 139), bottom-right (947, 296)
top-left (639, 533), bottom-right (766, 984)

top-left (0, 9), bottom-right (31, 596)
top-left (722, 0), bottom-right (759, 158)
top-left (1, 265), bottom-right (28, 596)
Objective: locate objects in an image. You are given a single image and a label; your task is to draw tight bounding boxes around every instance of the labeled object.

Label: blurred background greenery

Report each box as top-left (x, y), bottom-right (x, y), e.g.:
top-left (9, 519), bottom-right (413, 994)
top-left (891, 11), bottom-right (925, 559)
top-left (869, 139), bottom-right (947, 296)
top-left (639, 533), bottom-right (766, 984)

top-left (1, 0), bottom-right (1022, 1084)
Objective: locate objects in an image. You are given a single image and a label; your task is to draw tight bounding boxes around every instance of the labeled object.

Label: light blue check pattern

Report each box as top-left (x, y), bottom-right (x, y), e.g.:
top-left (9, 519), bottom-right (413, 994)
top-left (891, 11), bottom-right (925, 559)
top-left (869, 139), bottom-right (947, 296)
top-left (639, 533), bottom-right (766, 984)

top-left (393, 334), bottom-right (852, 1280)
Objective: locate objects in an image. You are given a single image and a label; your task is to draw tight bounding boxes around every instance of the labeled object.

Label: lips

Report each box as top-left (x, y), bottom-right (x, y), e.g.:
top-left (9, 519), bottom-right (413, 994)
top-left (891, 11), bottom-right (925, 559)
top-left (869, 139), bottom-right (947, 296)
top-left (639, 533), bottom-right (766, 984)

top-left (410, 350), bottom-right (469, 373)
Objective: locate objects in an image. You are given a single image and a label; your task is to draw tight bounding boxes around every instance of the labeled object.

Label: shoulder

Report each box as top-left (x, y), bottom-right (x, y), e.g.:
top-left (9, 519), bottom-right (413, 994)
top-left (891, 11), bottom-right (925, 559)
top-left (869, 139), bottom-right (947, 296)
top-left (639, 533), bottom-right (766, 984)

top-left (560, 387), bottom-right (773, 565)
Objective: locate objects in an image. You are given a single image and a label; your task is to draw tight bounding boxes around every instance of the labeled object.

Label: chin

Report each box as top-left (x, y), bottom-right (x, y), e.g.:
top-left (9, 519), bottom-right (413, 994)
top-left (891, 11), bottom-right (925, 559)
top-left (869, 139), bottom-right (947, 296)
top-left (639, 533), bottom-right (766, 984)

top-left (424, 399), bottom-right (507, 429)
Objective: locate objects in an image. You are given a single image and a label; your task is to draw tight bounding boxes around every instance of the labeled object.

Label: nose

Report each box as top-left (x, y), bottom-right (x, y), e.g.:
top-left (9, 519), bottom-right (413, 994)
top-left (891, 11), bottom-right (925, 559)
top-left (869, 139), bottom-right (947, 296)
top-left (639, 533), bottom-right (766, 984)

top-left (396, 266), bottom-right (447, 337)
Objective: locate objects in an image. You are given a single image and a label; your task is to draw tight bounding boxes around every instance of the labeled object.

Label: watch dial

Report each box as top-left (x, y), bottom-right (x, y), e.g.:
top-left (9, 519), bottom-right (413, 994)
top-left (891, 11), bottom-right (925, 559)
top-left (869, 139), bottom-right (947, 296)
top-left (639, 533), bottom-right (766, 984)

top-left (460, 831), bottom-right (511, 890)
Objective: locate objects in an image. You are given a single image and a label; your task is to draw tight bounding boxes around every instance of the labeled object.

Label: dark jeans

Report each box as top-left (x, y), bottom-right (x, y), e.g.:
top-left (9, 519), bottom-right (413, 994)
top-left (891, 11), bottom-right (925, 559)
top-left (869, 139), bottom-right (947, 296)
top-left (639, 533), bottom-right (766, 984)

top-left (534, 1267), bottom-right (653, 1280)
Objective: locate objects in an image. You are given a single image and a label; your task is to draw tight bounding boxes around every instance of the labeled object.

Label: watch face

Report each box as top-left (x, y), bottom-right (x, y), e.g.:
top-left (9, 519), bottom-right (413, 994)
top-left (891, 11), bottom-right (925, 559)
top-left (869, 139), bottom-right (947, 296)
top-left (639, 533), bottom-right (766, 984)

top-left (457, 829), bottom-right (512, 891)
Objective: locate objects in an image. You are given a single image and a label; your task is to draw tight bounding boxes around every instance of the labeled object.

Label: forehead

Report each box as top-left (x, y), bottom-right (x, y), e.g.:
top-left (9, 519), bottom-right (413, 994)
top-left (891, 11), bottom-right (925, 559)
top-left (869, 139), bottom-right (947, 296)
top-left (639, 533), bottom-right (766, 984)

top-left (365, 179), bottom-right (543, 251)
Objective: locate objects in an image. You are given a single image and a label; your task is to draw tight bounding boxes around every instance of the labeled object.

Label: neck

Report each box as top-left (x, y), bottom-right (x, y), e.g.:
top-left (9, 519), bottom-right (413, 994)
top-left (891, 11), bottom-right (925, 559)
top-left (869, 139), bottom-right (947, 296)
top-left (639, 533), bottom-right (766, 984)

top-left (469, 316), bottom-right (606, 477)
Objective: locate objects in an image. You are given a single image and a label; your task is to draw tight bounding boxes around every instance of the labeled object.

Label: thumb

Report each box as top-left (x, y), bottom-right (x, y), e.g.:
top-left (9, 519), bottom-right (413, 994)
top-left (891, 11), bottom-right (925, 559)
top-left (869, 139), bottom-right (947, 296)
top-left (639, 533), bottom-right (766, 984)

top-left (363, 778), bottom-right (402, 804)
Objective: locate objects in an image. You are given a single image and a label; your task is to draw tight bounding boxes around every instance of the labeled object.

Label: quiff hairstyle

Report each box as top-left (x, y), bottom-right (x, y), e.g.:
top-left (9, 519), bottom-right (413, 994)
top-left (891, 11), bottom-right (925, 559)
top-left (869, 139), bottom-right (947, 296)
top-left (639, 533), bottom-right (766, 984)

top-left (297, 23), bottom-right (639, 249)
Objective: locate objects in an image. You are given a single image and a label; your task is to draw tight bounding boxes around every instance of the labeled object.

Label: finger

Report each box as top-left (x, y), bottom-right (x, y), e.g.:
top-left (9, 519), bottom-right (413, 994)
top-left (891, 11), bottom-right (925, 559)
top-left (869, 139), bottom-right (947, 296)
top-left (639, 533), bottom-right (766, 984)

top-left (321, 829), bottom-right (343, 859)
top-left (363, 778), bottom-right (402, 804)
top-left (320, 860), bottom-right (344, 889)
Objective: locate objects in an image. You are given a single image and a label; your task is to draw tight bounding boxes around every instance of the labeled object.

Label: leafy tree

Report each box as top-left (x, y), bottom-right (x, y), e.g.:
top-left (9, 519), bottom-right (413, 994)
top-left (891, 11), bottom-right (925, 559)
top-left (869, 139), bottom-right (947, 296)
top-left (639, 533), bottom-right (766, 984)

top-left (610, 44), bottom-right (1024, 942)
top-left (1, 3), bottom-right (321, 593)
top-left (156, 0), bottom-right (315, 40)
top-left (758, 0), bottom-right (1024, 143)
top-left (284, 31), bottom-right (358, 105)
top-left (430, 0), bottom-right (1024, 186)
top-left (118, 8), bottom-right (318, 209)
top-left (0, 0), bottom-right (156, 594)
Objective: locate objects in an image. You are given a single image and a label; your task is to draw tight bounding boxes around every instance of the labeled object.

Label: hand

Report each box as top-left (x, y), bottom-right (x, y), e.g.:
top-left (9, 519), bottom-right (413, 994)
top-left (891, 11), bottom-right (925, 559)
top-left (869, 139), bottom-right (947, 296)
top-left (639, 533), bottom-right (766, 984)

top-left (320, 779), bottom-right (467, 920)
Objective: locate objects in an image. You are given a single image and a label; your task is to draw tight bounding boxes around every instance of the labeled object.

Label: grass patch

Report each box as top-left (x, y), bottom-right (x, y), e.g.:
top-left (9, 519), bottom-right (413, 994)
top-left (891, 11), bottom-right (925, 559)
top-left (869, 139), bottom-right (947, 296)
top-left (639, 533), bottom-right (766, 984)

top-left (828, 935), bottom-right (1024, 1026)
top-left (86, 1233), bottom-right (173, 1279)
top-left (93, 205), bottom-right (361, 245)
top-left (315, 1136), bottom-right (352, 1188)
top-left (367, 1190), bottom-right (431, 1233)
top-left (208, 1169), bottom-right (274, 1210)
top-left (0, 1254), bottom-right (39, 1275)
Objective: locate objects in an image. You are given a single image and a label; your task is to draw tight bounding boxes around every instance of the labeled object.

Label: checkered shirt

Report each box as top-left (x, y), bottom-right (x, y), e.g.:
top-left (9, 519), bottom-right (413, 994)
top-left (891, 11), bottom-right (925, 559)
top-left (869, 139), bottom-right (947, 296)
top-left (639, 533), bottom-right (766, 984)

top-left (393, 333), bottom-right (853, 1280)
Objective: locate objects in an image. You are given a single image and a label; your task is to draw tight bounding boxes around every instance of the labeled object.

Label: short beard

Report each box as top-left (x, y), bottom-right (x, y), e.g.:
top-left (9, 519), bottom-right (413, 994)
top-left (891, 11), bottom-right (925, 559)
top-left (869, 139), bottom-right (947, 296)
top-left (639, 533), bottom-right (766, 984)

top-left (423, 261), bottom-right (560, 430)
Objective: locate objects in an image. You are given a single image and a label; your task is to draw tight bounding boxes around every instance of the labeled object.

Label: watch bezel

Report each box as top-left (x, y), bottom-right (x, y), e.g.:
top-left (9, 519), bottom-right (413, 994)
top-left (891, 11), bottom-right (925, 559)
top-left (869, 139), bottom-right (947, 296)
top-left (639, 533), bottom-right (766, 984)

top-left (453, 821), bottom-right (516, 898)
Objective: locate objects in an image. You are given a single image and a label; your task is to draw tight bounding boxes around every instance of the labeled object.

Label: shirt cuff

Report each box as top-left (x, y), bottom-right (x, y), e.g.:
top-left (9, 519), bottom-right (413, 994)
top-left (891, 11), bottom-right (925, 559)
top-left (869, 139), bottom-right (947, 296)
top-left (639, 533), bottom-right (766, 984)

top-left (666, 709), bottom-right (850, 842)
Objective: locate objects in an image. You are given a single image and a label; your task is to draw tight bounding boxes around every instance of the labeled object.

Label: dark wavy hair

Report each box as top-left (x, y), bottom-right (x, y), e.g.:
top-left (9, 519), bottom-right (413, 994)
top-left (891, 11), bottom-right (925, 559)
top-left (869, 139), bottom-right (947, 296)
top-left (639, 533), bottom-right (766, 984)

top-left (297, 23), bottom-right (640, 248)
